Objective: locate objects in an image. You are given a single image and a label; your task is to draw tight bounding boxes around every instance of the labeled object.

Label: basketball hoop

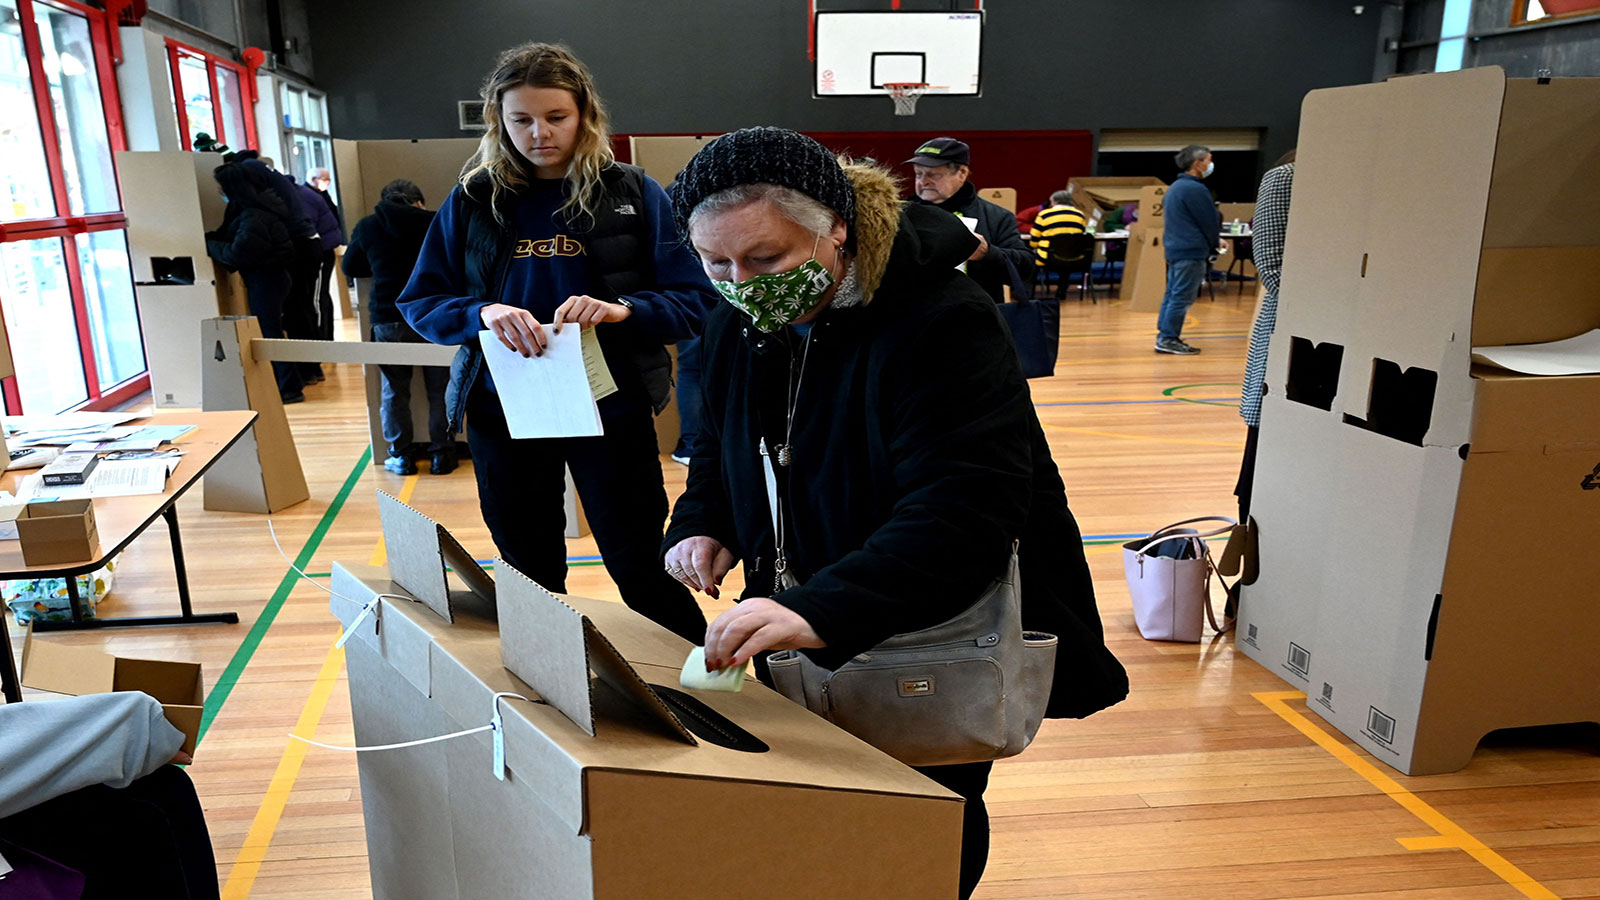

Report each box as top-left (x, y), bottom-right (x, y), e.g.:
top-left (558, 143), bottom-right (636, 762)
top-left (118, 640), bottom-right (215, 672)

top-left (883, 82), bottom-right (929, 116)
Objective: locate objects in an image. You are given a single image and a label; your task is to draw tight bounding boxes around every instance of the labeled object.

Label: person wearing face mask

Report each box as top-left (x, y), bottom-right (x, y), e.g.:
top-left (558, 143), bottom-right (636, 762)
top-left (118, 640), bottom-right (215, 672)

top-left (1155, 144), bottom-right (1224, 355)
top-left (663, 127), bottom-right (1128, 900)
top-left (398, 42), bottom-right (719, 643)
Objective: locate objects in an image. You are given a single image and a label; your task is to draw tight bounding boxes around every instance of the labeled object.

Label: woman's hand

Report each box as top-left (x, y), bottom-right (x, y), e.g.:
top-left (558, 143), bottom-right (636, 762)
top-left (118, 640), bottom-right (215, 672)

top-left (703, 598), bottom-right (824, 670)
top-left (664, 536), bottom-right (735, 600)
top-left (554, 294), bottom-right (631, 332)
top-left (480, 303), bottom-right (547, 357)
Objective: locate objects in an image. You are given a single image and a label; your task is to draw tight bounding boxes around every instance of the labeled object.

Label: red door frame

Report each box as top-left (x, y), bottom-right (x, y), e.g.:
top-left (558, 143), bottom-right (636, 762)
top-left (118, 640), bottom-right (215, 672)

top-left (2, 0), bottom-right (149, 413)
top-left (166, 38), bottom-right (259, 151)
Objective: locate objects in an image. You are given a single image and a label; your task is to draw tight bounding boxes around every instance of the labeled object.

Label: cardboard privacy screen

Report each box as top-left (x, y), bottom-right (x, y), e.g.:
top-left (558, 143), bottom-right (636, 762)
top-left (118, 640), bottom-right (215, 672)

top-left (376, 490), bottom-right (495, 622)
top-left (494, 559), bottom-right (694, 744)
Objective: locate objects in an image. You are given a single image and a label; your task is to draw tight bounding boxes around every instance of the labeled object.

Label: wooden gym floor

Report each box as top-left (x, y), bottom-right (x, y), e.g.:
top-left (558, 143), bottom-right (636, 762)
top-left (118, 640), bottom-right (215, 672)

top-left (10, 284), bottom-right (1598, 900)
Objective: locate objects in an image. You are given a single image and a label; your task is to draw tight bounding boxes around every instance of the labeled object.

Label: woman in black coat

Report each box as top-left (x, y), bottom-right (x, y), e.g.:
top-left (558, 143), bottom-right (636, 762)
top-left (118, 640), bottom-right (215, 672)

top-left (207, 161), bottom-right (303, 400)
top-left (663, 128), bottom-right (1127, 900)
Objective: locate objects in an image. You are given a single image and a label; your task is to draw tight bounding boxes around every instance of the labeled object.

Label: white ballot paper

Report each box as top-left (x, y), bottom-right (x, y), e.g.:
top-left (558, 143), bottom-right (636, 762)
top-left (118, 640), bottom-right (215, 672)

top-left (19, 458), bottom-right (174, 500)
top-left (479, 328), bottom-right (604, 438)
top-left (1471, 328), bottom-right (1600, 376)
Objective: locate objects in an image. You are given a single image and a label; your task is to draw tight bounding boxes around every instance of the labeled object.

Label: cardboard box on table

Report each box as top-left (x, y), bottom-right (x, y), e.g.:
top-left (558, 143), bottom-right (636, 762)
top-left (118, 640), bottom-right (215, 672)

top-left (20, 634), bottom-right (204, 757)
top-left (13, 500), bottom-right (101, 567)
top-left (1237, 67), bottom-right (1600, 775)
top-left (334, 493), bottom-right (963, 899)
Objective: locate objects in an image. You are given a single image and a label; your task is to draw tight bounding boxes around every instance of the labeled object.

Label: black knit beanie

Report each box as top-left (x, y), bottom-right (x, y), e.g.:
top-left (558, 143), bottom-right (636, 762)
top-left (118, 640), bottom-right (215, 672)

top-left (670, 127), bottom-right (855, 238)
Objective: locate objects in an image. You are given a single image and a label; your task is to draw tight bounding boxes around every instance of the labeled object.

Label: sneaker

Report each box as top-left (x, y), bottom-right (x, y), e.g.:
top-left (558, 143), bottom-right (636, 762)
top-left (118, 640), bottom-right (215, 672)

top-left (1155, 338), bottom-right (1201, 355)
top-left (670, 455), bottom-right (690, 466)
top-left (383, 454), bottom-right (417, 475)
top-left (430, 452), bottom-right (458, 476)
top-left (280, 390), bottom-right (306, 404)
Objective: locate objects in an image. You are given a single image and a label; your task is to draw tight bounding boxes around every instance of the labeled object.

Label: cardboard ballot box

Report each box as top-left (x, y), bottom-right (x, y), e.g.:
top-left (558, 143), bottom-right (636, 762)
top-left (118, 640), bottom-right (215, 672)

top-left (329, 559), bottom-right (964, 900)
top-left (1237, 67), bottom-right (1600, 775)
top-left (20, 633), bottom-right (205, 757)
top-left (14, 500), bottom-right (102, 567)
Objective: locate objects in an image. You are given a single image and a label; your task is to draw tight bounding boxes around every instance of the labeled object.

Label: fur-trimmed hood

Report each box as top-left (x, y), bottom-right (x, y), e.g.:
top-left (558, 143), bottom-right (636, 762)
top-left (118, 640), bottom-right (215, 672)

top-left (839, 158), bottom-right (902, 305)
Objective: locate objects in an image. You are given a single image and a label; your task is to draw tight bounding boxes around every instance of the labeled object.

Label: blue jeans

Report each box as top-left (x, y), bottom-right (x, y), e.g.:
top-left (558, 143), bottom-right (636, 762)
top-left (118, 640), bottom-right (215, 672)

top-left (1157, 258), bottom-right (1207, 341)
top-left (372, 321), bottom-right (450, 455)
top-left (673, 336), bottom-right (702, 458)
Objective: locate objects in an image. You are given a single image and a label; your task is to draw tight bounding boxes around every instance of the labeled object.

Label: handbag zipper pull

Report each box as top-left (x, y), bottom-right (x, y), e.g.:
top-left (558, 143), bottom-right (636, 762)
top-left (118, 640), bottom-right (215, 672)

top-left (773, 551), bottom-right (788, 594)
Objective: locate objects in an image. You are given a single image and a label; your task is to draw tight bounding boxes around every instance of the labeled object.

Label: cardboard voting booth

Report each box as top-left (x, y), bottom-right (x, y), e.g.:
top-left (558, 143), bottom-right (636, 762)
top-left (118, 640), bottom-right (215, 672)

top-left (333, 494), bottom-right (963, 899)
top-left (117, 151), bottom-right (243, 408)
top-left (1238, 67), bottom-right (1600, 775)
top-left (1124, 184), bottom-right (1170, 312)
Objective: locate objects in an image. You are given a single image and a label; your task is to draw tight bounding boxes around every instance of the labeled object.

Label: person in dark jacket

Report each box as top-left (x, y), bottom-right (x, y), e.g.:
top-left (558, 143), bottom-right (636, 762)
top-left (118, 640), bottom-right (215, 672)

top-left (664, 128), bottom-right (1127, 900)
top-left (206, 160), bottom-right (304, 401)
top-left (1156, 144), bottom-right (1224, 355)
top-left (344, 178), bottom-right (451, 475)
top-left (398, 42), bottom-right (718, 643)
top-left (231, 152), bottom-right (325, 380)
top-left (300, 167), bottom-right (345, 346)
top-left (906, 137), bottom-right (1035, 303)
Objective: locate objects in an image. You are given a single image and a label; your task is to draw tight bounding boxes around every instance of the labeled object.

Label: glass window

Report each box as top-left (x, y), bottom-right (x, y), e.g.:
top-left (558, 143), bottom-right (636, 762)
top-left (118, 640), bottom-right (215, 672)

top-left (177, 52), bottom-right (212, 148)
top-left (33, 3), bottom-right (117, 215)
top-left (1, 0), bottom-right (56, 221)
top-left (75, 229), bottom-right (144, 389)
top-left (305, 92), bottom-right (323, 132)
top-left (0, 238), bottom-right (89, 412)
top-left (215, 64), bottom-right (247, 148)
top-left (280, 82), bottom-right (303, 129)
top-left (290, 131), bottom-right (310, 182)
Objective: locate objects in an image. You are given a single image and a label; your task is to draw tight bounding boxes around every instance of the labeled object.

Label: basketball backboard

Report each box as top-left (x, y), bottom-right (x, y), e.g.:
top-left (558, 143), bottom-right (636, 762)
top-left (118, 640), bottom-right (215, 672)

top-left (814, 10), bottom-right (984, 98)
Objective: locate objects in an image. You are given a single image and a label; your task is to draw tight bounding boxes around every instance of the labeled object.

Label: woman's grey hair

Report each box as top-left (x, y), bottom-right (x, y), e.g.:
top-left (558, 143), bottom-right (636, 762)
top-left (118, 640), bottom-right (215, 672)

top-left (687, 183), bottom-right (840, 239)
top-left (1175, 144), bottom-right (1211, 172)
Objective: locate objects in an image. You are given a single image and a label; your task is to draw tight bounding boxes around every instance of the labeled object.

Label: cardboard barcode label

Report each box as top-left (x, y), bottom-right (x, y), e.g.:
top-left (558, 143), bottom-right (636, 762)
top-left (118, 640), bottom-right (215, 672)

top-left (1287, 642), bottom-right (1311, 676)
top-left (1367, 707), bottom-right (1396, 744)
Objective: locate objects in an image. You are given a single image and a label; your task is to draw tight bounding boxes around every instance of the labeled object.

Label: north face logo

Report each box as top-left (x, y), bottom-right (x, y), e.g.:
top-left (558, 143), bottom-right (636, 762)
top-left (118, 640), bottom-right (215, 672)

top-left (1582, 463), bottom-right (1600, 490)
top-left (615, 204), bottom-right (637, 215)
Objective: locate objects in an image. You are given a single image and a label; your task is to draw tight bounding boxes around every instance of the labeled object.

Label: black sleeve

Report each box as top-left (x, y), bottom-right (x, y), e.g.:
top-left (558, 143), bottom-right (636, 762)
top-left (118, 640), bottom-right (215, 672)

top-left (207, 210), bottom-right (275, 270)
top-left (663, 317), bottom-right (742, 560)
top-left (342, 221), bottom-right (372, 278)
top-left (775, 296), bottom-right (1035, 668)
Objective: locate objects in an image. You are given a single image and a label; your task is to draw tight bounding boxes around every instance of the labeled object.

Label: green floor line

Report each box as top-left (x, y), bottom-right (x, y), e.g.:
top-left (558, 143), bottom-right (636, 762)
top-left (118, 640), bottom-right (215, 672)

top-left (196, 446), bottom-right (372, 746)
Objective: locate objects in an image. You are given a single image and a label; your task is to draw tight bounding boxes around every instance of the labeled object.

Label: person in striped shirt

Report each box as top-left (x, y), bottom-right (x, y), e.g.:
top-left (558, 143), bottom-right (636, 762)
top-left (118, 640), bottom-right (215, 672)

top-left (1027, 191), bottom-right (1088, 265)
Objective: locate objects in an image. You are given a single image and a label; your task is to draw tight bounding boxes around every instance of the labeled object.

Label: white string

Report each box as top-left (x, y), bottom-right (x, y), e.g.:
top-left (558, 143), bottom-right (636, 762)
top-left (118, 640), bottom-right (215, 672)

top-left (290, 724), bottom-right (494, 752)
top-left (289, 688), bottom-right (538, 778)
top-left (266, 518), bottom-right (410, 647)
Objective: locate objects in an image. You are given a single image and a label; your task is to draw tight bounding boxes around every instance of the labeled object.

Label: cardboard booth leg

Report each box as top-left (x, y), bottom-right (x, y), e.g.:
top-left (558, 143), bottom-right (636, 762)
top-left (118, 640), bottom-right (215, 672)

top-left (201, 317), bottom-right (310, 513)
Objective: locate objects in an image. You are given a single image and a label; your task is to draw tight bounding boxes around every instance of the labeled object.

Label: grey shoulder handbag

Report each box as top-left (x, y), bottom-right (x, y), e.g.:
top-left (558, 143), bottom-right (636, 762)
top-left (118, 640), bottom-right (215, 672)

top-left (758, 441), bottom-right (1059, 767)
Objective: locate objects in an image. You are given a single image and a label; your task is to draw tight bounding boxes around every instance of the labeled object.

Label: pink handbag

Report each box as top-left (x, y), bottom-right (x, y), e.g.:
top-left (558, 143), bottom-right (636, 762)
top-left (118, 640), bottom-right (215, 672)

top-left (1122, 517), bottom-right (1237, 642)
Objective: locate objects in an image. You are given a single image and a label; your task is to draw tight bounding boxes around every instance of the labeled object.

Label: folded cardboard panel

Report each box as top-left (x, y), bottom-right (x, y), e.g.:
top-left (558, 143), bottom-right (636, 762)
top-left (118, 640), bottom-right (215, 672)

top-left (330, 562), bottom-right (962, 898)
top-left (1235, 397), bottom-right (1342, 686)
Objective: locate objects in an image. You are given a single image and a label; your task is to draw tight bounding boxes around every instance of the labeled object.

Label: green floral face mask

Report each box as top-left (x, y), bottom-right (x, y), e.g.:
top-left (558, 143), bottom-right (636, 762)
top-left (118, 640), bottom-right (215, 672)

top-left (713, 239), bottom-right (836, 333)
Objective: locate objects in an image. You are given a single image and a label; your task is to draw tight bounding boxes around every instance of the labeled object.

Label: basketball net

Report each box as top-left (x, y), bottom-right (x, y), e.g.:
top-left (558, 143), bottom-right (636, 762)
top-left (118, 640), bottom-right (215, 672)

top-left (883, 82), bottom-right (928, 117)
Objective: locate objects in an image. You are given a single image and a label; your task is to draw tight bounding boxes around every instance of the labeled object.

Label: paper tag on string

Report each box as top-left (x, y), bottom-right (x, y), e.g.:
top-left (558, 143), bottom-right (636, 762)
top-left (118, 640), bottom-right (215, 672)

top-left (580, 327), bottom-right (619, 402)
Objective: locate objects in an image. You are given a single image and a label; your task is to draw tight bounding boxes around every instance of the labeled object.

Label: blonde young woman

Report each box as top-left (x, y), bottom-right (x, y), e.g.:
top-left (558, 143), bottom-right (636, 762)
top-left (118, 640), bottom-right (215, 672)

top-left (399, 43), bottom-right (718, 641)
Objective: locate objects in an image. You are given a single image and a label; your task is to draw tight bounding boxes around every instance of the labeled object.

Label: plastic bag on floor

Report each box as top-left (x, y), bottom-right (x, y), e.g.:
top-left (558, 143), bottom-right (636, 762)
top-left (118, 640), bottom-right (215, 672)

top-left (4, 559), bottom-right (117, 626)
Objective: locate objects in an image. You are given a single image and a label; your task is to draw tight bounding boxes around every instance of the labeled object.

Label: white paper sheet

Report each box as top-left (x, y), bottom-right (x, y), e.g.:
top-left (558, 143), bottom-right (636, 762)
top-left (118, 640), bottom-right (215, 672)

top-left (20, 459), bottom-right (174, 500)
top-left (479, 328), bottom-right (604, 439)
top-left (1470, 328), bottom-right (1600, 376)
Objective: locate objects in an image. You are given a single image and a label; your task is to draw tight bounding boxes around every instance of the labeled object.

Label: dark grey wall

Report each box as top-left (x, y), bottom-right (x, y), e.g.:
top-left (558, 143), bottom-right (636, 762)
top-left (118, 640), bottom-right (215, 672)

top-left (306, 0), bottom-right (1382, 168)
top-left (1395, 0), bottom-right (1600, 76)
